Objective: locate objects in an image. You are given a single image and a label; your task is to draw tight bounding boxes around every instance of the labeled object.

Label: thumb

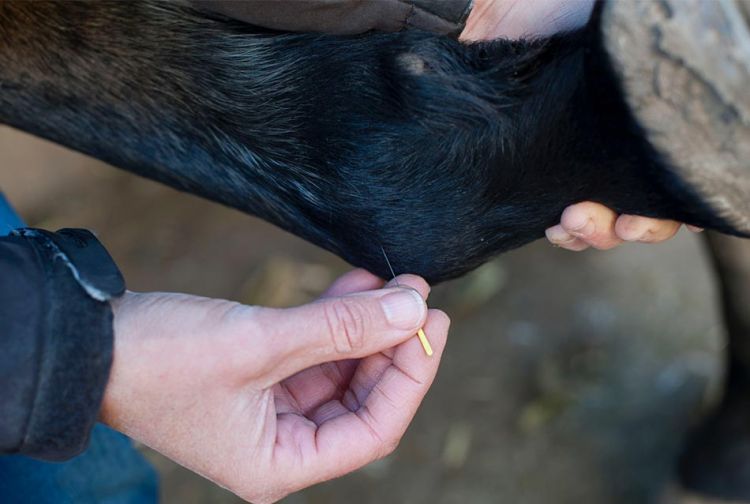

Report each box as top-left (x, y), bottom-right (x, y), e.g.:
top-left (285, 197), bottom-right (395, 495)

top-left (256, 287), bottom-right (428, 383)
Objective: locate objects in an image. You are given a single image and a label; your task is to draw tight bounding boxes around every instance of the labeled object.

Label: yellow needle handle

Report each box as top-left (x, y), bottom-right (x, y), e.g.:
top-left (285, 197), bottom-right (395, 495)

top-left (417, 328), bottom-right (433, 356)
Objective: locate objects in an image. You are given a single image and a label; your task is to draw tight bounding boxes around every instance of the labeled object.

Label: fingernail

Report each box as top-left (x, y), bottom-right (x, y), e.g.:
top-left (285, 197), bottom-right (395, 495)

top-left (546, 226), bottom-right (575, 245)
top-left (380, 289), bottom-right (425, 330)
top-left (554, 233), bottom-right (577, 245)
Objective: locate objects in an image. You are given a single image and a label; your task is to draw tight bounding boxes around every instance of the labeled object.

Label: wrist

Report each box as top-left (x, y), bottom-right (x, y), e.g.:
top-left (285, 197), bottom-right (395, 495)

top-left (6, 229), bottom-right (120, 459)
top-left (99, 290), bottom-right (138, 428)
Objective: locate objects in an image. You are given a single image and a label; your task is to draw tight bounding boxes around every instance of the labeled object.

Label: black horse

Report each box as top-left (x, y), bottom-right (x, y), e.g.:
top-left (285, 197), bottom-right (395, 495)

top-left (2, 1), bottom-right (748, 499)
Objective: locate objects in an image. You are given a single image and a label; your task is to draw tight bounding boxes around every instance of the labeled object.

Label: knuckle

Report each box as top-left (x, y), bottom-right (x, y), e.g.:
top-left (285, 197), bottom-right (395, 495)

top-left (370, 431), bottom-right (401, 461)
top-left (244, 493), bottom-right (276, 504)
top-left (238, 481), bottom-right (287, 504)
top-left (394, 274), bottom-right (430, 294)
top-left (246, 494), bottom-right (268, 504)
top-left (323, 298), bottom-right (368, 353)
top-left (430, 309), bottom-right (451, 328)
top-left (212, 306), bottom-right (278, 377)
top-left (262, 491), bottom-right (288, 504)
top-left (381, 434), bottom-right (402, 458)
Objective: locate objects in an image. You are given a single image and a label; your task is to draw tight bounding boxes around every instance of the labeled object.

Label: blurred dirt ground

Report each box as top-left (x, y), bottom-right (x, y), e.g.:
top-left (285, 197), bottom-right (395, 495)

top-left (0, 126), bottom-right (739, 504)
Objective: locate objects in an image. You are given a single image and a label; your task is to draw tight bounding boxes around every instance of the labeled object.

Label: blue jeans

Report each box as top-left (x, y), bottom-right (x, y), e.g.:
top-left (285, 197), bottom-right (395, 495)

top-left (0, 192), bottom-right (24, 236)
top-left (0, 193), bottom-right (158, 503)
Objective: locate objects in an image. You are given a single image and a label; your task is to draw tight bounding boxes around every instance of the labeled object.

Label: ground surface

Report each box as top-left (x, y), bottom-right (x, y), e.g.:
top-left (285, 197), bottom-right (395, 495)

top-left (0, 127), bottom-right (739, 504)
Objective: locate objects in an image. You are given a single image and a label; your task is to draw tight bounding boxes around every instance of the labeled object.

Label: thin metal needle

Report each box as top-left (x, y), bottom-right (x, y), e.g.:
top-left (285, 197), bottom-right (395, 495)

top-left (380, 246), bottom-right (433, 356)
top-left (380, 245), bottom-right (400, 287)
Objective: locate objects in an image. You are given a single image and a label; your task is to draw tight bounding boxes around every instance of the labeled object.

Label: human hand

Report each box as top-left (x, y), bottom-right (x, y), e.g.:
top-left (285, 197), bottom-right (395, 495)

top-left (544, 202), bottom-right (703, 251)
top-left (461, 0), bottom-right (595, 41)
top-left (100, 269), bottom-right (449, 503)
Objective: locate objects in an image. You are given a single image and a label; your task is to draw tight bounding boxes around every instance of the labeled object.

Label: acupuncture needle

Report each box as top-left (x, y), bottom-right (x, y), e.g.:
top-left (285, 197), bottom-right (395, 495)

top-left (380, 246), bottom-right (433, 356)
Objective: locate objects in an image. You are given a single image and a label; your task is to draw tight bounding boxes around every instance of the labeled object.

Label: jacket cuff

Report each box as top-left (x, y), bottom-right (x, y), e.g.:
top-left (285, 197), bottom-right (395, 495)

top-left (192, 0), bottom-right (474, 36)
top-left (408, 0), bottom-right (473, 36)
top-left (9, 228), bottom-right (124, 460)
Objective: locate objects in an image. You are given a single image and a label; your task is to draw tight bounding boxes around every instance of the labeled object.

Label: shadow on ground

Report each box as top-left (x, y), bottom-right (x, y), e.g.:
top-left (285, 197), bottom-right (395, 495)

top-left (1, 127), bottom-right (736, 504)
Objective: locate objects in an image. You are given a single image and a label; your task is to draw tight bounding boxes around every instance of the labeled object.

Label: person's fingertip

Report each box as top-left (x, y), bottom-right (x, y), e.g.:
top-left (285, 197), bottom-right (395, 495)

top-left (560, 205), bottom-right (593, 236)
top-left (428, 308), bottom-right (450, 329)
top-left (424, 310), bottom-right (450, 355)
top-left (380, 288), bottom-right (427, 331)
top-left (562, 204), bottom-right (622, 249)
top-left (686, 224), bottom-right (704, 233)
top-left (546, 225), bottom-right (576, 246)
top-left (385, 274), bottom-right (430, 299)
top-left (629, 219), bottom-right (680, 243)
top-left (641, 227), bottom-right (680, 243)
top-left (616, 216), bottom-right (684, 243)
top-left (615, 215), bottom-right (648, 242)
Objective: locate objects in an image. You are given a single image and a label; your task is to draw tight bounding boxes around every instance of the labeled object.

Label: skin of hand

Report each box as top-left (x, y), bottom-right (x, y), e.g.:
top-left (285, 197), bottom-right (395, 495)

top-left (544, 202), bottom-right (703, 251)
top-left (461, 0), bottom-right (701, 250)
top-left (100, 269), bottom-right (449, 504)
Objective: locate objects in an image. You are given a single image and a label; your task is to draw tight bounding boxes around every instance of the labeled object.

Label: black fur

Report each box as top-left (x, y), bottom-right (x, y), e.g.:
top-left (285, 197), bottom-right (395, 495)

top-left (0, 1), bottom-right (737, 282)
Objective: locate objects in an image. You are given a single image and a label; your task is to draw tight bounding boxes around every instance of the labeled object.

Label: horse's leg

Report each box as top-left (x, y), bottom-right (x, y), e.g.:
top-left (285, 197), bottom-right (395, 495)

top-left (680, 232), bottom-right (750, 500)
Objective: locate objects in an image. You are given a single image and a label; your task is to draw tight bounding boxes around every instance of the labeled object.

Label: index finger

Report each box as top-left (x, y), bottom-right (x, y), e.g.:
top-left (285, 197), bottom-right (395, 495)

top-left (299, 309), bottom-right (450, 483)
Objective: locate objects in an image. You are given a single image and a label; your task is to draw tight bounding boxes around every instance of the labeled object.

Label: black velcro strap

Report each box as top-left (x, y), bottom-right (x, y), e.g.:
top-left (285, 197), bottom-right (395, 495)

top-left (11, 228), bottom-right (125, 301)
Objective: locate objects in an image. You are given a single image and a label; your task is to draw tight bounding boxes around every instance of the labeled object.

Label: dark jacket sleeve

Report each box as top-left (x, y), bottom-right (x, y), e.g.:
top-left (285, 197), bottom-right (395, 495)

top-left (191, 0), bottom-right (473, 36)
top-left (0, 228), bottom-right (124, 461)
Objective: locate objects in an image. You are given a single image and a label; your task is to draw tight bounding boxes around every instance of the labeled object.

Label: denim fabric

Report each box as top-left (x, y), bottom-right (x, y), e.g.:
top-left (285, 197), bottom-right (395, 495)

top-left (0, 425), bottom-right (158, 504)
top-left (0, 192), bottom-right (158, 503)
top-left (0, 193), bottom-right (24, 236)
